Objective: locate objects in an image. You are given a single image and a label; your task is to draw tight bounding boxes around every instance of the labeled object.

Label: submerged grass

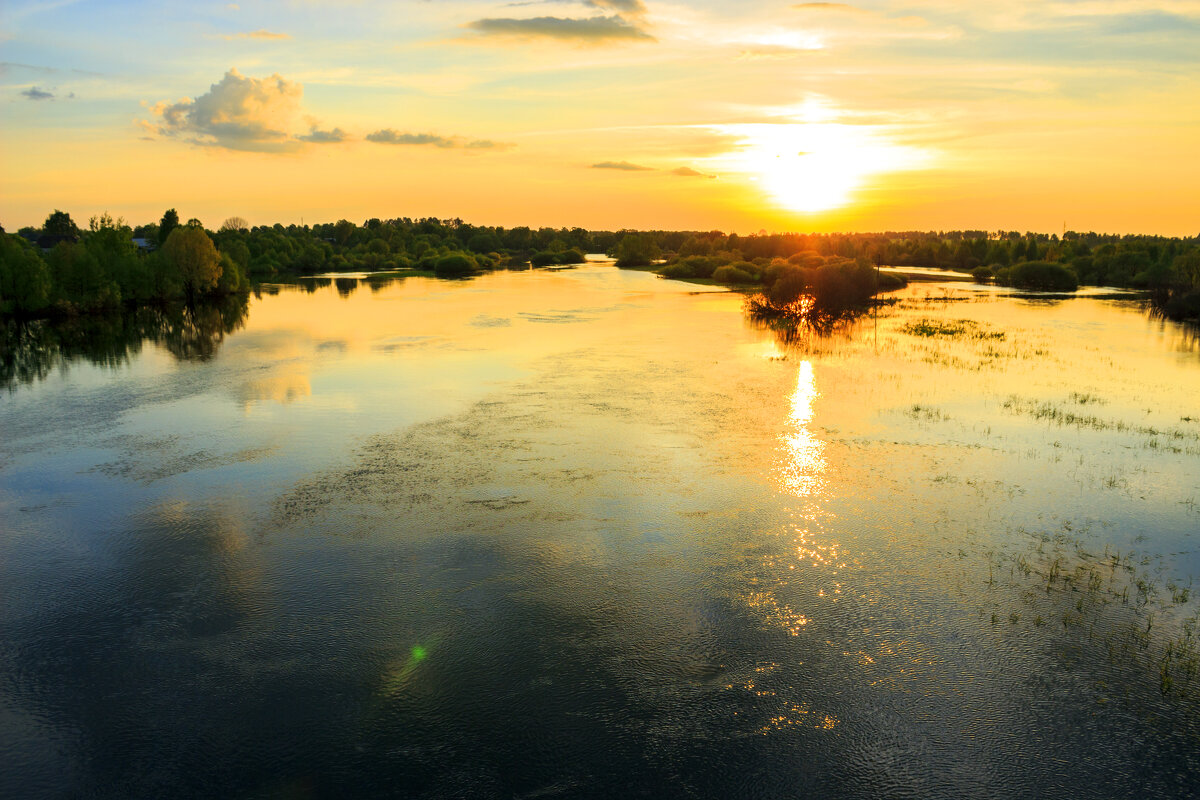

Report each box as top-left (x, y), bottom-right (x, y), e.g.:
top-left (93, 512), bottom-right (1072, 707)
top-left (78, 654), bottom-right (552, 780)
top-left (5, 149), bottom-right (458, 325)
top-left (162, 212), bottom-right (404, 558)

top-left (979, 528), bottom-right (1200, 704)
top-left (1002, 395), bottom-right (1200, 444)
top-left (902, 318), bottom-right (1007, 340)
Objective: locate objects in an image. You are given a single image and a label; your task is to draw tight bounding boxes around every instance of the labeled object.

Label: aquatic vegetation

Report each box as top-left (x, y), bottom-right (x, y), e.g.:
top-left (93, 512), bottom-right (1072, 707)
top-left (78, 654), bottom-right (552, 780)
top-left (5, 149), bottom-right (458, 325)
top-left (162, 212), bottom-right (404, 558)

top-left (978, 531), bottom-right (1200, 704)
top-left (901, 318), bottom-right (1006, 340)
top-left (1001, 395), bottom-right (1200, 442)
top-left (905, 404), bottom-right (950, 422)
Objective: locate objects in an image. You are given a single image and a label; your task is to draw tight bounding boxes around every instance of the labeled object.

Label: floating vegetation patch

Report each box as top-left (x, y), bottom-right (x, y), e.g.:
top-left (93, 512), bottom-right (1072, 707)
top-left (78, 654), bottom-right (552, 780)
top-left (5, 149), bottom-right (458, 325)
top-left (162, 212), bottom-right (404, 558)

top-left (979, 528), bottom-right (1200, 704)
top-left (1002, 395), bottom-right (1200, 444)
top-left (901, 318), bottom-right (1006, 340)
top-left (1068, 391), bottom-right (1106, 406)
top-left (905, 404), bottom-right (950, 422)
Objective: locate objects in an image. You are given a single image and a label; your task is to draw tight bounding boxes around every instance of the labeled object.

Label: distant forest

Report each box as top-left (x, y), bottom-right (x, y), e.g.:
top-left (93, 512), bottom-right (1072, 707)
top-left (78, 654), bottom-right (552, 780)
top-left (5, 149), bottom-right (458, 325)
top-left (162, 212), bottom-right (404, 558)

top-left (2, 209), bottom-right (1198, 322)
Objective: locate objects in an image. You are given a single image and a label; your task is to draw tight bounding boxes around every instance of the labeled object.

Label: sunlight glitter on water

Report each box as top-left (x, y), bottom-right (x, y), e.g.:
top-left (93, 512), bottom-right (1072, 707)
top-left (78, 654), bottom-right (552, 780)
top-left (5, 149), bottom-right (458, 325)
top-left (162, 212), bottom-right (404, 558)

top-left (778, 360), bottom-right (826, 499)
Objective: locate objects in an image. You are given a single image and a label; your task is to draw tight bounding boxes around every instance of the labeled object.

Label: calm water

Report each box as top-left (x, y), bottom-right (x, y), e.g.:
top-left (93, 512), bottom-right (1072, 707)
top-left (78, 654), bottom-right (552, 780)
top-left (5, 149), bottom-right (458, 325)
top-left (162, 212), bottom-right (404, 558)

top-left (2, 265), bottom-right (1199, 799)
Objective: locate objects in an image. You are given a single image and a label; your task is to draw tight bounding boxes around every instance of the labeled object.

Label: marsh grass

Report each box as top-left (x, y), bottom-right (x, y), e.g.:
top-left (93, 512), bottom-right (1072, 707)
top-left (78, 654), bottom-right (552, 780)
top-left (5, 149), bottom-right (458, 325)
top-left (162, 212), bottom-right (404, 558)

top-left (905, 404), bottom-right (950, 422)
top-left (902, 318), bottom-right (1006, 340)
top-left (1001, 395), bottom-right (1200, 444)
top-left (979, 530), bottom-right (1200, 703)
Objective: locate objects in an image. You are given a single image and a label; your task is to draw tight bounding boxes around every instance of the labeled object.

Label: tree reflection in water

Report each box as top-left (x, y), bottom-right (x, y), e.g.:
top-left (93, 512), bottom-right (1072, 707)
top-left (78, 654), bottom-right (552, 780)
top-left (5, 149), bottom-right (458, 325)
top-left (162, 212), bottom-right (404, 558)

top-left (0, 294), bottom-right (249, 390)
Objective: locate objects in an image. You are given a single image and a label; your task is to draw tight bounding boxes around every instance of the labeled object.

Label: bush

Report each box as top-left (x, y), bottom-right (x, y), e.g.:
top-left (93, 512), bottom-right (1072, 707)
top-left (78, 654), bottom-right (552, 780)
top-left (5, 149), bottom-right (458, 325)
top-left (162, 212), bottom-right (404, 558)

top-left (971, 265), bottom-right (994, 283)
top-left (531, 249), bottom-right (584, 267)
top-left (877, 271), bottom-right (908, 291)
top-left (758, 261), bottom-right (879, 313)
top-left (434, 253), bottom-right (477, 278)
top-left (671, 255), bottom-right (721, 278)
top-left (787, 251), bottom-right (825, 268)
top-left (712, 264), bottom-right (757, 284)
top-left (1163, 291), bottom-right (1200, 321)
top-left (995, 260), bottom-right (1077, 291)
top-left (727, 261), bottom-right (761, 279)
top-left (659, 263), bottom-right (697, 280)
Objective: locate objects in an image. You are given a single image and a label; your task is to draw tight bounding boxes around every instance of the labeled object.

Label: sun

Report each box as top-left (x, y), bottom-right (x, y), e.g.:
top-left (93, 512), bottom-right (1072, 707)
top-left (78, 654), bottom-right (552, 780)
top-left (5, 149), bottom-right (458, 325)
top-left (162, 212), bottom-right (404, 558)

top-left (710, 112), bottom-right (930, 214)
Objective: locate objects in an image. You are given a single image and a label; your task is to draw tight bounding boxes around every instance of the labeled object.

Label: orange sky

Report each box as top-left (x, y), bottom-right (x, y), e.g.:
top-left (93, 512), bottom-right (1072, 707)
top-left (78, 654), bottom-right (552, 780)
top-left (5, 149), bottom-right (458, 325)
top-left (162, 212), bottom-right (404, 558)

top-left (2, 1), bottom-right (1199, 234)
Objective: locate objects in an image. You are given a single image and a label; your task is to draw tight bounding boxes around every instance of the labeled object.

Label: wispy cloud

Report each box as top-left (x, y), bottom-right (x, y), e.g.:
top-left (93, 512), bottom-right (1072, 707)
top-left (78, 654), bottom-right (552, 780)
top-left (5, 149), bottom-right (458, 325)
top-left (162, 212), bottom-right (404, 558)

top-left (366, 129), bottom-right (512, 149)
top-left (219, 29), bottom-right (291, 41)
top-left (1, 61), bottom-right (103, 77)
top-left (791, 2), bottom-right (867, 13)
top-left (503, 0), bottom-right (647, 12)
top-left (738, 44), bottom-right (821, 60)
top-left (588, 0), bottom-right (647, 12)
top-left (592, 160), bottom-right (653, 170)
top-left (463, 14), bottom-right (654, 42)
top-left (671, 166), bottom-right (715, 178)
top-left (296, 125), bottom-right (348, 143)
top-left (21, 86), bottom-right (54, 100)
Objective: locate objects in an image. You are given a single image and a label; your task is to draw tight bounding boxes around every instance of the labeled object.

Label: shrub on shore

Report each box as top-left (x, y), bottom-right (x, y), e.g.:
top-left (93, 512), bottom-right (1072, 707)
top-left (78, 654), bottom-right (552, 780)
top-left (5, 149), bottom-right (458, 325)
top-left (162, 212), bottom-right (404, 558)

top-left (994, 261), bottom-right (1078, 291)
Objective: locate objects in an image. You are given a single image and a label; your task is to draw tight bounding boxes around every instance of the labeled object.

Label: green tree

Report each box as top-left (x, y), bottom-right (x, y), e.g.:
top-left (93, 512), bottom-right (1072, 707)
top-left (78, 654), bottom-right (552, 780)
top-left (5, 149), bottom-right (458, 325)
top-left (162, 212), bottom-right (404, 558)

top-left (48, 241), bottom-right (121, 311)
top-left (85, 213), bottom-right (143, 300)
top-left (40, 209), bottom-right (79, 248)
top-left (162, 226), bottom-right (222, 299)
top-left (216, 253), bottom-right (249, 295)
top-left (614, 233), bottom-right (660, 268)
top-left (158, 208), bottom-right (180, 247)
top-left (0, 234), bottom-right (52, 314)
top-left (333, 219), bottom-right (356, 246)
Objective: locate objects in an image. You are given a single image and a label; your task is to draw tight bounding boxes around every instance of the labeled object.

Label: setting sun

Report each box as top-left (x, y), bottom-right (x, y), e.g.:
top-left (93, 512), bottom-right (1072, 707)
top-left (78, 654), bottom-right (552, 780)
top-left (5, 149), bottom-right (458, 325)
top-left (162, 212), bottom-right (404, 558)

top-left (713, 117), bottom-right (930, 214)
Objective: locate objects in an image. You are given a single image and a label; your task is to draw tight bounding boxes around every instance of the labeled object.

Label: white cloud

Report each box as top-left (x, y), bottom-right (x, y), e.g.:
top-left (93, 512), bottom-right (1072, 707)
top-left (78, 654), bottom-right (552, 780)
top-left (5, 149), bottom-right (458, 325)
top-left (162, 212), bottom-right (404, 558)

top-left (145, 68), bottom-right (304, 152)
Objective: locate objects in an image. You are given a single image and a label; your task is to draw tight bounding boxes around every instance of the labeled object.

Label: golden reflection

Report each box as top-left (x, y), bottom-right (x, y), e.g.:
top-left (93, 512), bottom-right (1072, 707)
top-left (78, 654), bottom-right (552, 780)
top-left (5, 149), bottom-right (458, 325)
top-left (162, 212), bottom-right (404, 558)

top-left (744, 590), bottom-right (810, 636)
top-left (759, 703), bottom-right (839, 734)
top-left (238, 373), bottom-right (313, 409)
top-left (739, 359), bottom-right (845, 642)
top-left (727, 664), bottom-right (840, 733)
top-left (778, 361), bottom-right (826, 498)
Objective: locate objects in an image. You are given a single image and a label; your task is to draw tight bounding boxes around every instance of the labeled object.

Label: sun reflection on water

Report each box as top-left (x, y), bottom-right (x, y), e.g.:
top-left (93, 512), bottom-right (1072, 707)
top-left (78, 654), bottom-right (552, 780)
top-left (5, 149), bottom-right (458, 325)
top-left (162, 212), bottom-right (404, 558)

top-left (779, 361), bottom-right (826, 498)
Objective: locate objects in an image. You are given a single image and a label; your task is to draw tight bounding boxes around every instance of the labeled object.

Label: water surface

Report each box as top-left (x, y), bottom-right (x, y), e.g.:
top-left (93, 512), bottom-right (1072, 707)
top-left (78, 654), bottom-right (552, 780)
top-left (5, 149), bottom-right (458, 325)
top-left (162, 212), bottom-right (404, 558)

top-left (2, 266), bottom-right (1199, 798)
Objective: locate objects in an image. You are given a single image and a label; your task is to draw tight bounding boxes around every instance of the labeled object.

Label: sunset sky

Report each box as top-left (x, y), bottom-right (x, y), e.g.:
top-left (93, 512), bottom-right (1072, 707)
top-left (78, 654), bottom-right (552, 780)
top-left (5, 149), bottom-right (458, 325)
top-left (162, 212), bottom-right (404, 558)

top-left (2, 0), bottom-right (1198, 234)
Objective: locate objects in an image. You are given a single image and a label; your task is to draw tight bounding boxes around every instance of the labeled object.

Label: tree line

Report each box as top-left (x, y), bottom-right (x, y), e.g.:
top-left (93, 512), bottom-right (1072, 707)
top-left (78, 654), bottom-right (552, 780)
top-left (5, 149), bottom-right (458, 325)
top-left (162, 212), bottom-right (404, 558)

top-left (1, 210), bottom-right (248, 316)
top-left (4, 211), bottom-right (1198, 321)
top-left (611, 229), bottom-right (1200, 320)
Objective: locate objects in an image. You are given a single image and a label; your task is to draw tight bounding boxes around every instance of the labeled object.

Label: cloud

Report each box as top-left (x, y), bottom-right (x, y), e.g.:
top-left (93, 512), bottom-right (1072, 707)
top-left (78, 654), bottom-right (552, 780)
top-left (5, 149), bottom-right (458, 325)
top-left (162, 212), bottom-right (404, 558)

top-left (588, 0), bottom-right (647, 12)
top-left (296, 126), bottom-right (348, 143)
top-left (592, 160), bottom-right (653, 170)
top-left (145, 68), bottom-right (304, 152)
top-left (21, 86), bottom-right (54, 100)
top-left (791, 2), bottom-right (867, 12)
top-left (738, 45), bottom-right (817, 60)
top-left (367, 130), bottom-right (454, 146)
top-left (464, 14), bottom-right (654, 42)
top-left (219, 29), bottom-right (291, 40)
top-left (504, 0), bottom-right (647, 11)
top-left (3, 62), bottom-right (96, 76)
top-left (366, 129), bottom-right (512, 150)
top-left (671, 166), bottom-right (715, 178)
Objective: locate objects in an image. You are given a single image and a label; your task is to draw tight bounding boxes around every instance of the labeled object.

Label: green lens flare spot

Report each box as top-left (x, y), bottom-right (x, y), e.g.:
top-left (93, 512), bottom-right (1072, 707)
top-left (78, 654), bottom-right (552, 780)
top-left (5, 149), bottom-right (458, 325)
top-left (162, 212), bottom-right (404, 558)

top-left (411, 645), bottom-right (428, 662)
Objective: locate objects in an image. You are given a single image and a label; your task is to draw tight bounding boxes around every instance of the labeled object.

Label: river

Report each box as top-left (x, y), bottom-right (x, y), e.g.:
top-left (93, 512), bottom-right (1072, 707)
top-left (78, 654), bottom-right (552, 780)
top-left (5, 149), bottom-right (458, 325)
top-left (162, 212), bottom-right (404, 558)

top-left (2, 264), bottom-right (1199, 798)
